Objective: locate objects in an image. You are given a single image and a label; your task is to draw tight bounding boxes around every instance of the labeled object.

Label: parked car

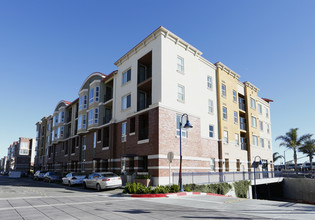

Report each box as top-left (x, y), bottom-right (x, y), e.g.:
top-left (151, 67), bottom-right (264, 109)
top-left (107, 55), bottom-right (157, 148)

top-left (83, 172), bottom-right (122, 191)
top-left (62, 172), bottom-right (86, 186)
top-left (43, 172), bottom-right (60, 183)
top-left (33, 170), bottom-right (48, 180)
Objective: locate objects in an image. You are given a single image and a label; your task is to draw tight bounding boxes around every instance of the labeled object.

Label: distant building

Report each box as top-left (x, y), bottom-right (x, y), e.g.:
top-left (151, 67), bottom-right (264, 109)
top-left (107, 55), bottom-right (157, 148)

top-left (5, 138), bottom-right (36, 173)
top-left (0, 156), bottom-right (7, 171)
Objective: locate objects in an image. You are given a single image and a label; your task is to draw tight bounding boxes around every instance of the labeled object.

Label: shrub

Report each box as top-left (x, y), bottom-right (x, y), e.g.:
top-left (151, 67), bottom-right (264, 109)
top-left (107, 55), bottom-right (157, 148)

top-left (124, 182), bottom-right (146, 194)
top-left (233, 181), bottom-right (251, 198)
top-left (169, 184), bottom-right (180, 193)
top-left (183, 183), bottom-right (232, 195)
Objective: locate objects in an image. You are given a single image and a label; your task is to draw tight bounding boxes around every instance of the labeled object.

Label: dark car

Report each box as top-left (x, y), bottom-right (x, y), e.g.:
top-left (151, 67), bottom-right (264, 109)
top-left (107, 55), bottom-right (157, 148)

top-left (43, 172), bottom-right (60, 183)
top-left (33, 170), bottom-right (48, 181)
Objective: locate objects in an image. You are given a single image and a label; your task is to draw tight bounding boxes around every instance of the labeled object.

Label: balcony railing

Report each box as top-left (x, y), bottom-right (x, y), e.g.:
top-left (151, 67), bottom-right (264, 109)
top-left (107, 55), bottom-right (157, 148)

top-left (240, 122), bottom-right (247, 130)
top-left (241, 143), bottom-right (247, 150)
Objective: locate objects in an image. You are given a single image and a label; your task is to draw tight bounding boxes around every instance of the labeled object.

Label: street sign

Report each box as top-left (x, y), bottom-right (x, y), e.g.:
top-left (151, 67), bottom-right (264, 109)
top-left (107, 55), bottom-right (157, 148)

top-left (167, 152), bottom-right (174, 163)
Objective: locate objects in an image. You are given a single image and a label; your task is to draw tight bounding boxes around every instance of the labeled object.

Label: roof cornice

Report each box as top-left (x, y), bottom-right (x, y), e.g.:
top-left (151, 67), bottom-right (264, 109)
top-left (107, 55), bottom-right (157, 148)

top-left (244, 81), bottom-right (260, 92)
top-left (215, 62), bottom-right (240, 79)
top-left (114, 26), bottom-right (203, 67)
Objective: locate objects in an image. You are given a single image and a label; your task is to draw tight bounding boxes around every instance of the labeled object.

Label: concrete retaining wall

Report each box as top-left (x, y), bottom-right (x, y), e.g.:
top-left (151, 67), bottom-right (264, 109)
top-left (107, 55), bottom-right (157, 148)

top-left (283, 178), bottom-right (315, 204)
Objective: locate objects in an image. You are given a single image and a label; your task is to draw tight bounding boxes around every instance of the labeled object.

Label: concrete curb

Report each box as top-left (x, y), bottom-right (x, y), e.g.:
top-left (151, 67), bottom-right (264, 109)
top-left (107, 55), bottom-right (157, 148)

top-left (121, 192), bottom-right (230, 198)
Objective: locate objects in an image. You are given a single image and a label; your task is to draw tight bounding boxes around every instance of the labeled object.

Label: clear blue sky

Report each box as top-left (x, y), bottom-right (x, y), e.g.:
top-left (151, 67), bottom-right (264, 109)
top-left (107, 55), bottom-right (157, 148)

top-left (1, 0), bottom-right (315, 165)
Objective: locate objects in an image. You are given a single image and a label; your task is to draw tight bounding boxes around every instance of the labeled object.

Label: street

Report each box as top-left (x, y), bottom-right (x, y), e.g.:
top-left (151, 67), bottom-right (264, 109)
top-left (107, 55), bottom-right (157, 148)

top-left (0, 176), bottom-right (314, 219)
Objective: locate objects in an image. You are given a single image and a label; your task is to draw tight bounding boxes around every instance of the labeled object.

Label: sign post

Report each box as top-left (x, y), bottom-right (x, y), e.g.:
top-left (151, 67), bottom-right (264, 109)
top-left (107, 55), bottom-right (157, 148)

top-left (167, 152), bottom-right (174, 185)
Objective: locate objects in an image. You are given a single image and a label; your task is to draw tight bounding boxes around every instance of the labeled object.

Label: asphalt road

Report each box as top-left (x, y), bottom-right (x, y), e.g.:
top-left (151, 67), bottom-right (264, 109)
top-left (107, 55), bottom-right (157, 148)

top-left (0, 176), bottom-right (314, 219)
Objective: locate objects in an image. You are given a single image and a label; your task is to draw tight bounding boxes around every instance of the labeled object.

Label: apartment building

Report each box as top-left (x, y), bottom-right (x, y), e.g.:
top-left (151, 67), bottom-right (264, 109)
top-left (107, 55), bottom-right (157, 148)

top-left (35, 26), bottom-right (272, 185)
top-left (5, 138), bottom-right (36, 173)
top-left (216, 63), bottom-right (273, 172)
top-left (0, 156), bottom-right (7, 171)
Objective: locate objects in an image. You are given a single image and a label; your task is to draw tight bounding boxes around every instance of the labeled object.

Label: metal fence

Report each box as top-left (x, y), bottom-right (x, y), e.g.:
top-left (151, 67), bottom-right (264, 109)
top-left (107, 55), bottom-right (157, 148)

top-left (172, 171), bottom-right (286, 185)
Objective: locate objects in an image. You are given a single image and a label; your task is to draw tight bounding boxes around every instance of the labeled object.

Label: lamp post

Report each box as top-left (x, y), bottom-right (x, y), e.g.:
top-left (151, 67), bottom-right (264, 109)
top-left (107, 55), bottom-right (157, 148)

top-left (253, 155), bottom-right (262, 199)
top-left (179, 113), bottom-right (193, 192)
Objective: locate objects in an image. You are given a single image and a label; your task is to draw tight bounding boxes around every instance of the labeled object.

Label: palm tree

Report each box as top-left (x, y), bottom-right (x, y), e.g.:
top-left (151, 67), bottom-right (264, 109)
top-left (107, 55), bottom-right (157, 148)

top-left (276, 128), bottom-right (312, 175)
top-left (299, 138), bottom-right (315, 171)
top-left (273, 152), bottom-right (283, 163)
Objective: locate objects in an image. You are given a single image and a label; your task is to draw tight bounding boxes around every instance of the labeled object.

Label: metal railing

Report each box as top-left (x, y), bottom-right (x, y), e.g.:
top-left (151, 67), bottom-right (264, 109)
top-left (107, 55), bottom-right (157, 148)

top-left (172, 171), bottom-right (284, 185)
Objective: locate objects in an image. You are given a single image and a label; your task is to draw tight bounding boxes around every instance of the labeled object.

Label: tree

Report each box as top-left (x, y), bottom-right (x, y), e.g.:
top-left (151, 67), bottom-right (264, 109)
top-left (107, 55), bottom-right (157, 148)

top-left (273, 152), bottom-right (283, 163)
top-left (276, 128), bottom-right (312, 175)
top-left (299, 138), bottom-right (315, 171)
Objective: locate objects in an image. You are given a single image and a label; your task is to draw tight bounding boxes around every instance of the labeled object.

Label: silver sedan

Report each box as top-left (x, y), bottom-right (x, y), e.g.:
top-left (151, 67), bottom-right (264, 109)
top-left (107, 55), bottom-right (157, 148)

top-left (83, 172), bottom-right (122, 191)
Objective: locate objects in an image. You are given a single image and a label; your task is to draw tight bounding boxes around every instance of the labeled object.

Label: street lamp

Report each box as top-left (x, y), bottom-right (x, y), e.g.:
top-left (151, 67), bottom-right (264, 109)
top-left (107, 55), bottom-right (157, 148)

top-left (179, 113), bottom-right (193, 192)
top-left (253, 155), bottom-right (262, 199)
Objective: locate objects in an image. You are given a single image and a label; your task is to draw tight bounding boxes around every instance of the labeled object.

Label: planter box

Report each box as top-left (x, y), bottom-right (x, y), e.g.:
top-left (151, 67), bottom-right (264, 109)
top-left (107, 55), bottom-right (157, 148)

top-left (134, 179), bottom-right (151, 187)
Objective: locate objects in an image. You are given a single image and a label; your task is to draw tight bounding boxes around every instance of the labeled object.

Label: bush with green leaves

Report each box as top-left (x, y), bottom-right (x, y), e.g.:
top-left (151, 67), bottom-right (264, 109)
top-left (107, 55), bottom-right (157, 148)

top-left (123, 183), bottom-right (181, 194)
top-left (233, 181), bottom-right (251, 198)
top-left (184, 183), bottom-right (232, 195)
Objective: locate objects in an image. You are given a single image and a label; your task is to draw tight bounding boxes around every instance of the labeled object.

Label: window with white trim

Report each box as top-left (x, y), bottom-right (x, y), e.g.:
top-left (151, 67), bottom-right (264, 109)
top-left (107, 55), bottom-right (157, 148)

top-left (177, 56), bottom-right (184, 72)
top-left (60, 126), bottom-right (64, 137)
top-left (95, 87), bottom-right (99, 102)
top-left (258, 104), bottom-right (262, 114)
top-left (82, 114), bottom-right (86, 129)
top-left (222, 84), bottom-right (226, 97)
top-left (210, 158), bottom-right (215, 171)
top-left (250, 98), bottom-right (256, 109)
top-left (176, 115), bottom-right (187, 138)
top-left (93, 132), bottom-right (97, 148)
top-left (177, 85), bottom-right (185, 102)
top-left (223, 107), bottom-right (227, 120)
top-left (260, 138), bottom-right (264, 148)
top-left (89, 88), bottom-right (94, 104)
top-left (83, 95), bottom-right (87, 109)
top-left (88, 109), bottom-right (93, 125)
top-left (234, 111), bottom-right (238, 124)
top-left (208, 99), bottom-right (213, 113)
top-left (268, 140), bottom-right (271, 149)
top-left (207, 76), bottom-right (212, 89)
top-left (121, 94), bottom-right (131, 110)
top-left (252, 135), bottom-right (258, 146)
top-left (267, 124), bottom-right (270, 133)
top-left (122, 69), bottom-right (131, 85)
top-left (121, 122), bottom-right (127, 142)
top-left (79, 96), bottom-right (83, 111)
top-left (78, 115), bottom-right (82, 130)
top-left (94, 108), bottom-right (98, 124)
top-left (235, 133), bottom-right (239, 145)
top-left (209, 125), bottom-right (214, 138)
top-left (224, 131), bottom-right (228, 144)
top-left (259, 121), bottom-right (263, 131)
top-left (233, 90), bottom-right (237, 102)
top-left (251, 116), bottom-right (257, 128)
top-left (266, 107), bottom-right (269, 118)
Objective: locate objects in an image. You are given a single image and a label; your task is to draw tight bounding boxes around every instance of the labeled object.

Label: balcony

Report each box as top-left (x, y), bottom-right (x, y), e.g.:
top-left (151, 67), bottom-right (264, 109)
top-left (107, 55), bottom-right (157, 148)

top-left (240, 122), bottom-right (247, 131)
top-left (239, 103), bottom-right (246, 111)
top-left (241, 143), bottom-right (247, 150)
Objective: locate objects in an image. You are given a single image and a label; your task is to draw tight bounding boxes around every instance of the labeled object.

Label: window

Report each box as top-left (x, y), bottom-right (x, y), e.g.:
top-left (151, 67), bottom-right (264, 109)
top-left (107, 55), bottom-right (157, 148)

top-left (122, 94), bottom-right (131, 110)
top-left (88, 109), bottom-right (93, 125)
top-left (267, 124), bottom-right (270, 133)
top-left (260, 138), bottom-right (264, 148)
top-left (234, 111), bottom-right (238, 124)
top-left (224, 131), bottom-right (228, 144)
top-left (60, 126), bottom-right (64, 137)
top-left (259, 121), bottom-right (263, 131)
top-left (252, 135), bottom-right (258, 146)
top-left (82, 114), bottom-right (86, 129)
top-left (95, 87), bottom-right (99, 102)
top-left (177, 56), bottom-right (184, 72)
top-left (97, 129), bottom-right (101, 142)
top-left (57, 127), bottom-right (60, 139)
top-left (122, 69), bottom-right (131, 85)
top-left (210, 158), bottom-right (215, 171)
top-left (130, 117), bottom-right (135, 133)
top-left (61, 111), bottom-right (64, 122)
top-left (207, 76), bottom-right (212, 89)
top-left (258, 104), bottom-right (262, 114)
top-left (208, 99), bottom-right (213, 113)
top-left (89, 88), bottom-right (94, 104)
top-left (83, 95), bottom-right (87, 109)
top-left (222, 84), bottom-right (226, 97)
top-left (223, 107), bottom-right (227, 120)
top-left (268, 140), bottom-right (271, 149)
top-left (79, 96), bottom-right (83, 111)
top-left (177, 85), bottom-right (185, 102)
top-left (266, 108), bottom-right (269, 118)
top-left (209, 125), bottom-right (214, 138)
top-left (94, 108), bottom-right (98, 124)
top-left (251, 116), bottom-right (257, 128)
top-left (235, 133), bottom-right (239, 145)
top-left (176, 115), bottom-right (187, 137)
top-left (250, 98), bottom-right (256, 109)
top-left (78, 115), bottom-right (82, 130)
top-left (122, 122), bottom-right (127, 142)
top-left (233, 90), bottom-right (237, 102)
top-left (93, 132), bottom-right (97, 148)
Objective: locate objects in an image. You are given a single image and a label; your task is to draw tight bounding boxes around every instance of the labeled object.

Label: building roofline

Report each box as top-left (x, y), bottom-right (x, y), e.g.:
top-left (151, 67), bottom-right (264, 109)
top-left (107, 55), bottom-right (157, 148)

top-left (79, 72), bottom-right (106, 92)
top-left (215, 62), bottom-right (240, 79)
top-left (114, 26), bottom-right (203, 66)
